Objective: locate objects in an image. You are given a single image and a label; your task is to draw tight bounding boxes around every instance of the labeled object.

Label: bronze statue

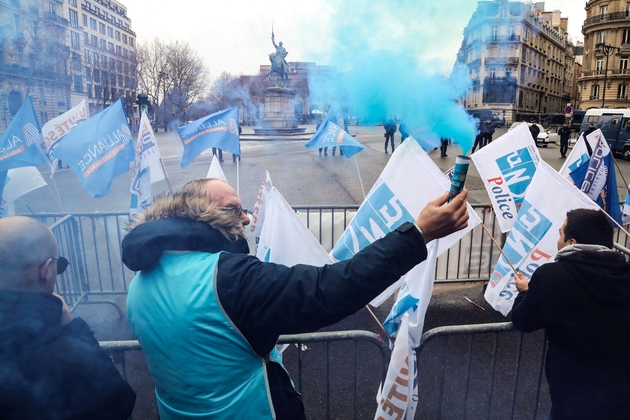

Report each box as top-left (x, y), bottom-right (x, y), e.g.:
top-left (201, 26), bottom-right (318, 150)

top-left (268, 32), bottom-right (289, 87)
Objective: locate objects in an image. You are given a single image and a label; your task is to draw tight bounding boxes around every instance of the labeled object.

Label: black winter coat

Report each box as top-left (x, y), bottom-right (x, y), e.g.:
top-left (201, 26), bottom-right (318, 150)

top-left (122, 217), bottom-right (428, 420)
top-left (512, 250), bottom-right (630, 420)
top-left (0, 290), bottom-right (136, 419)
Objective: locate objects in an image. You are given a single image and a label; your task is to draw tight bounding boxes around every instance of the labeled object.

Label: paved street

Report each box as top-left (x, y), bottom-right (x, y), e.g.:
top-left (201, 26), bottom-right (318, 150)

top-left (14, 124), bottom-right (630, 419)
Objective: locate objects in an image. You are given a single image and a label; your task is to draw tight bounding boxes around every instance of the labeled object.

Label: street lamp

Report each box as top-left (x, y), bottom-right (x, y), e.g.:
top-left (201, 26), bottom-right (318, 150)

top-left (159, 71), bottom-right (170, 131)
top-left (595, 42), bottom-right (620, 108)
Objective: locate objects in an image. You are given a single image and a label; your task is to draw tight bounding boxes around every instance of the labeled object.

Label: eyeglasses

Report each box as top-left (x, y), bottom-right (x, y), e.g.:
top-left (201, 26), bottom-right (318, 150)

top-left (219, 206), bottom-right (249, 217)
top-left (40, 256), bottom-right (69, 275)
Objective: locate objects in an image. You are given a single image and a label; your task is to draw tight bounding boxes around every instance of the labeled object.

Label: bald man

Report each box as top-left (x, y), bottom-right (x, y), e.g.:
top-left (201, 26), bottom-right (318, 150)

top-left (123, 178), bottom-right (469, 420)
top-left (0, 216), bottom-right (136, 419)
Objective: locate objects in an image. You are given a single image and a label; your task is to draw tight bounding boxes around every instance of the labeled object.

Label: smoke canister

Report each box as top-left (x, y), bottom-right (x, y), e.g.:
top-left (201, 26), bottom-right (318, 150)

top-left (448, 155), bottom-right (470, 202)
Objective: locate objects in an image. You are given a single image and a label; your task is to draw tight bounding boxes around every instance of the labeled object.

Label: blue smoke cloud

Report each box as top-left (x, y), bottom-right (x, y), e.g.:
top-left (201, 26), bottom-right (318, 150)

top-left (308, 0), bottom-right (479, 153)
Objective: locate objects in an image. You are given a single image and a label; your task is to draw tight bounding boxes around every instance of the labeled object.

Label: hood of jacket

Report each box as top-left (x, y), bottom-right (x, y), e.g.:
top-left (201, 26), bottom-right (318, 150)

top-left (558, 250), bottom-right (630, 307)
top-left (0, 290), bottom-right (63, 355)
top-left (122, 217), bottom-right (249, 272)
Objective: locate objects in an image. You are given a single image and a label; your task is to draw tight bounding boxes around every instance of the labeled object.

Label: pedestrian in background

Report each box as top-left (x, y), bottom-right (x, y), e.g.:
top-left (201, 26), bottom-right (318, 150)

top-left (212, 148), bottom-right (224, 163)
top-left (440, 138), bottom-right (449, 157)
top-left (483, 119), bottom-right (495, 147)
top-left (471, 120), bottom-right (487, 153)
top-left (558, 122), bottom-right (572, 158)
top-left (384, 120), bottom-right (396, 154)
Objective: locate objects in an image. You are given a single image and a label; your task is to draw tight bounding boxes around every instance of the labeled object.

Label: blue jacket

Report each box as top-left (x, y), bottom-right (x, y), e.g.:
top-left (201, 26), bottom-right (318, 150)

top-left (122, 218), bottom-right (428, 419)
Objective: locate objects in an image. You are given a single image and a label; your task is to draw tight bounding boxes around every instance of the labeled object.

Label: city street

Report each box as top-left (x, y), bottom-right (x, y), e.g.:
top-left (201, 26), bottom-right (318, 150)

top-left (14, 124), bottom-right (630, 418)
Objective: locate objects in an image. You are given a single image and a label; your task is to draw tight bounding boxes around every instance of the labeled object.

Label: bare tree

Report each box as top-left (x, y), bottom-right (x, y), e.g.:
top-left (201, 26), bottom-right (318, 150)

top-left (209, 71), bottom-right (238, 110)
top-left (136, 38), bottom-right (170, 110)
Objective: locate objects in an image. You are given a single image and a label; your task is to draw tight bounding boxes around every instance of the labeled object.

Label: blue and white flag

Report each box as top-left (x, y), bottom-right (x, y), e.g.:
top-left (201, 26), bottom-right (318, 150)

top-left (256, 186), bottom-right (332, 267)
top-left (485, 161), bottom-right (601, 316)
top-left (0, 97), bottom-right (46, 172)
top-left (0, 167), bottom-right (47, 217)
top-left (136, 111), bottom-right (165, 183)
top-left (39, 99), bottom-right (89, 176)
top-left (471, 123), bottom-right (542, 233)
top-left (305, 120), bottom-right (365, 159)
top-left (577, 132), bottom-right (622, 224)
top-left (559, 133), bottom-right (596, 181)
top-left (177, 107), bottom-right (240, 168)
top-left (331, 137), bottom-right (480, 264)
top-left (51, 99), bottom-right (134, 198)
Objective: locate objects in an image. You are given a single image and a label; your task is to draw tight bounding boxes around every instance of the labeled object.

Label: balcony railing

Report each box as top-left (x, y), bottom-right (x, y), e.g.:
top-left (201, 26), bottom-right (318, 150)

top-left (486, 35), bottom-right (521, 43)
top-left (583, 12), bottom-right (630, 27)
top-left (582, 70), bottom-right (605, 77)
top-left (612, 69), bottom-right (630, 75)
top-left (468, 59), bottom-right (481, 68)
top-left (484, 57), bottom-right (520, 65)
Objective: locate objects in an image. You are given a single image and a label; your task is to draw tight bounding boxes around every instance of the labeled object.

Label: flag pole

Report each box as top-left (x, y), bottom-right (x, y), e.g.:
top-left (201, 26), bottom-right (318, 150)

top-left (158, 158), bottom-right (173, 194)
top-left (480, 222), bottom-right (519, 276)
top-left (365, 305), bottom-right (392, 343)
top-left (48, 176), bottom-right (66, 213)
top-left (236, 158), bottom-right (240, 196)
top-left (353, 155), bottom-right (366, 199)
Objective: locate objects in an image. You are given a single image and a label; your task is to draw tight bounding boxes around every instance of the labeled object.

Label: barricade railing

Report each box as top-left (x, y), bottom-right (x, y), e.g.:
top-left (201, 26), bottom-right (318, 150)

top-left (100, 330), bottom-right (390, 420)
top-left (415, 322), bottom-right (550, 420)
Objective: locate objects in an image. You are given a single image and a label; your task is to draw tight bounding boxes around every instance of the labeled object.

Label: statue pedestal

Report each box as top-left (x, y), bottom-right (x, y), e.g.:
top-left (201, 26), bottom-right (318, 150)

top-left (254, 87), bottom-right (306, 135)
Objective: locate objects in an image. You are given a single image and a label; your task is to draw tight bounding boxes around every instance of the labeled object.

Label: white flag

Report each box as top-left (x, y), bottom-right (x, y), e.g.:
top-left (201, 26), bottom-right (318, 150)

top-left (471, 123), bottom-right (542, 233)
top-left (484, 162), bottom-right (601, 315)
top-left (329, 137), bottom-right (481, 305)
top-left (0, 167), bottom-right (47, 217)
top-left (40, 100), bottom-right (89, 177)
top-left (374, 314), bottom-right (418, 420)
top-left (559, 131), bottom-right (598, 181)
top-left (206, 155), bottom-right (227, 181)
top-left (137, 111), bottom-right (165, 183)
top-left (130, 134), bottom-right (152, 218)
top-left (256, 187), bottom-right (332, 266)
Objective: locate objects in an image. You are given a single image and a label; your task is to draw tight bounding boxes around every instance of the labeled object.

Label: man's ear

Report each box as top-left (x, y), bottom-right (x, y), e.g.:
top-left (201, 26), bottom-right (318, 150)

top-left (38, 258), bottom-right (55, 291)
top-left (568, 238), bottom-right (577, 245)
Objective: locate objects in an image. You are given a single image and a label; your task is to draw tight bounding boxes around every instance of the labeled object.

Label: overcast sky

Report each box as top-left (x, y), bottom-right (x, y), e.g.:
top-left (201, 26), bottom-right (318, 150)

top-left (123, 0), bottom-right (587, 82)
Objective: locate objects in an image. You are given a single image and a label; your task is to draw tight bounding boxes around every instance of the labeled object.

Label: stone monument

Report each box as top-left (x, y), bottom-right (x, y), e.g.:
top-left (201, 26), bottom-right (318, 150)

top-left (253, 32), bottom-right (305, 135)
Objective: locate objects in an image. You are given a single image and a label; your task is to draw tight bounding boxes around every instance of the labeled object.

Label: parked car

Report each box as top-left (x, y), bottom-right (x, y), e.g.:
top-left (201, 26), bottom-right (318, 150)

top-left (467, 110), bottom-right (504, 127)
top-left (508, 122), bottom-right (552, 147)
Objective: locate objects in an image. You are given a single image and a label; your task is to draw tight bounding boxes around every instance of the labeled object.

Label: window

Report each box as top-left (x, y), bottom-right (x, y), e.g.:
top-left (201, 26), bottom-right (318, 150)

top-left (91, 35), bottom-right (97, 46)
top-left (599, 30), bottom-right (607, 44)
top-left (107, 26), bottom-right (113, 38)
top-left (69, 9), bottom-right (78, 27)
top-left (72, 53), bottom-right (81, 71)
top-left (509, 26), bottom-right (515, 40)
top-left (621, 57), bottom-right (629, 70)
top-left (71, 31), bottom-right (80, 49)
top-left (86, 67), bottom-right (92, 82)
top-left (90, 18), bottom-right (96, 30)
top-left (627, 2), bottom-right (630, 17)
top-left (84, 32), bottom-right (89, 44)
top-left (122, 34), bottom-right (127, 44)
top-left (101, 55), bottom-right (107, 67)
top-left (49, 2), bottom-right (56, 14)
top-left (108, 42), bottom-right (114, 52)
top-left (84, 49), bottom-right (90, 64)
top-left (596, 58), bottom-right (604, 71)
top-left (82, 14), bottom-right (87, 26)
top-left (500, 7), bottom-right (507, 18)
top-left (87, 83), bottom-right (92, 98)
top-left (624, 29), bottom-right (630, 45)
top-left (99, 22), bottom-right (105, 34)
top-left (93, 51), bottom-right (98, 65)
top-left (74, 75), bottom-right (82, 93)
top-left (116, 45), bottom-right (121, 55)
top-left (592, 85), bottom-right (600, 99)
top-left (123, 48), bottom-right (128, 57)
top-left (93, 68), bottom-right (100, 82)
top-left (100, 39), bottom-right (106, 50)
top-left (115, 30), bottom-right (120, 41)
top-left (523, 28), bottom-right (529, 41)
top-left (521, 48), bottom-right (527, 60)
top-left (619, 84), bottom-right (628, 99)
top-left (601, 5), bottom-right (608, 16)
top-left (69, 0), bottom-right (77, 6)
top-left (129, 38), bottom-right (134, 47)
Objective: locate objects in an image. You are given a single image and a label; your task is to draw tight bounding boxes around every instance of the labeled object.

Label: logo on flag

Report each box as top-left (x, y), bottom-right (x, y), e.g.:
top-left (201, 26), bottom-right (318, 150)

top-left (51, 99), bottom-right (135, 198)
top-left (40, 100), bottom-right (89, 174)
top-left (305, 120), bottom-right (365, 159)
top-left (177, 107), bottom-right (240, 167)
top-left (0, 97), bottom-right (46, 171)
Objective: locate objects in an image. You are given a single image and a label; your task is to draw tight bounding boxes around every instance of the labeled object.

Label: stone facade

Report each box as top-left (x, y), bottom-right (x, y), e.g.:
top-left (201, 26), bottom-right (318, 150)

top-left (0, 0), bottom-right (136, 132)
top-left (456, 0), bottom-right (575, 124)
top-left (578, 0), bottom-right (630, 110)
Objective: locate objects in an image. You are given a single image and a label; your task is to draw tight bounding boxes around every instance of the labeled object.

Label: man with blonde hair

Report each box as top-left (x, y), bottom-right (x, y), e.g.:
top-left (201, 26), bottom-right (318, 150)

top-left (0, 216), bottom-right (136, 419)
top-left (123, 178), bottom-right (469, 420)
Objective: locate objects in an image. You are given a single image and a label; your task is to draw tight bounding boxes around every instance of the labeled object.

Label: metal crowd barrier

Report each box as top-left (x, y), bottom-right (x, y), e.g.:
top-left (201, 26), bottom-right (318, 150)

top-left (415, 322), bottom-right (550, 420)
top-left (100, 330), bottom-right (390, 420)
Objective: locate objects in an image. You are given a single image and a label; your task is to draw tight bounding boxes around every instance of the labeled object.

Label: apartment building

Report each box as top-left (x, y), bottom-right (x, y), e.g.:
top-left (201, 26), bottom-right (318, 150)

top-left (456, 0), bottom-right (575, 123)
top-left (578, 0), bottom-right (630, 109)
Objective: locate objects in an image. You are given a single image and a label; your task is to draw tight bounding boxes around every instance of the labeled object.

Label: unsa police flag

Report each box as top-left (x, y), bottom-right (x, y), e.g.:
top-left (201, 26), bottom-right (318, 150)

top-left (178, 107), bottom-right (240, 168)
top-left (304, 119), bottom-right (365, 158)
top-left (471, 122), bottom-right (542, 233)
top-left (484, 161), bottom-right (601, 316)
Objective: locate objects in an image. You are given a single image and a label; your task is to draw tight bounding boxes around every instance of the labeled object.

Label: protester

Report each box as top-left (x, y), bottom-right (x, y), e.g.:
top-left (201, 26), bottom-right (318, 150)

top-left (512, 209), bottom-right (630, 420)
top-left (212, 147), bottom-right (223, 162)
top-left (122, 178), bottom-right (469, 420)
top-left (440, 138), bottom-right (449, 157)
top-left (558, 122), bottom-right (572, 158)
top-left (528, 121), bottom-right (540, 142)
top-left (483, 119), bottom-right (495, 146)
top-left (0, 216), bottom-right (136, 419)
top-left (471, 120), bottom-right (486, 153)
top-left (384, 119), bottom-right (396, 153)
top-left (583, 122), bottom-right (596, 138)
